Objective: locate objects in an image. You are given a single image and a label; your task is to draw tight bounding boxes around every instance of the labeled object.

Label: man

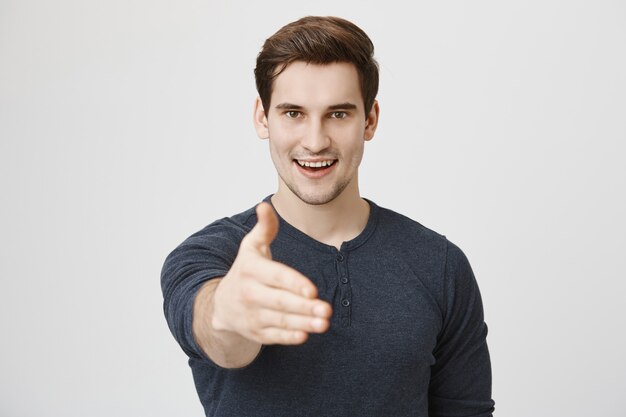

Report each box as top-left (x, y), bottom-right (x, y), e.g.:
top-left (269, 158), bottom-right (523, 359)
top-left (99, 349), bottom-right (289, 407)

top-left (162, 16), bottom-right (495, 417)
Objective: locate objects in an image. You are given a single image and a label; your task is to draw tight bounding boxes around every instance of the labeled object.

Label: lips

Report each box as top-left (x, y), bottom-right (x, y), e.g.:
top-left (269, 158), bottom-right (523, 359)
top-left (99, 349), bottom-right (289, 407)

top-left (293, 159), bottom-right (337, 179)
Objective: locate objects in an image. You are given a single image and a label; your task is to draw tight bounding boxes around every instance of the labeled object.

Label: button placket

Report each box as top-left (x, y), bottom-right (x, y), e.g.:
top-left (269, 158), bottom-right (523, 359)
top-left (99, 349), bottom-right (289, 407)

top-left (335, 250), bottom-right (351, 326)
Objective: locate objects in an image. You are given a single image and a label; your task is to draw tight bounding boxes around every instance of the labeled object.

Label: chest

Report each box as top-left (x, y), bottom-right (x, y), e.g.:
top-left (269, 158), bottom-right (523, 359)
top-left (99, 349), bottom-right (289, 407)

top-left (275, 248), bottom-right (443, 367)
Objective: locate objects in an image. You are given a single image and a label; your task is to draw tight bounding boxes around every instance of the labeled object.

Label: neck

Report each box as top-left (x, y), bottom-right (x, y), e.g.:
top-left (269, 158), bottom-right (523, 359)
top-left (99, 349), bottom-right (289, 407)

top-left (271, 179), bottom-right (370, 250)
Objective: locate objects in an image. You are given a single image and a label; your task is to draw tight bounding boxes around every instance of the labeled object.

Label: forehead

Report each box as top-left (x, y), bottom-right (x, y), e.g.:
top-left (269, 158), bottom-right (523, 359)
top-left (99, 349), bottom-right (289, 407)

top-left (271, 61), bottom-right (363, 110)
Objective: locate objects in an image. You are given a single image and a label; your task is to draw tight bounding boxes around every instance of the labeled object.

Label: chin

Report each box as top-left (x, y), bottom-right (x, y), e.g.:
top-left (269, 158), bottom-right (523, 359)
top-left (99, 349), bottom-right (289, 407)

top-left (288, 183), bottom-right (350, 206)
top-left (297, 194), bottom-right (337, 206)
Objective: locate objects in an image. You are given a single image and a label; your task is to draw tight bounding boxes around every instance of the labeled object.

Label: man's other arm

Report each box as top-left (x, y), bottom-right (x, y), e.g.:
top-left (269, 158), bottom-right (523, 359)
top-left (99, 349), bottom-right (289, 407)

top-left (428, 240), bottom-right (495, 417)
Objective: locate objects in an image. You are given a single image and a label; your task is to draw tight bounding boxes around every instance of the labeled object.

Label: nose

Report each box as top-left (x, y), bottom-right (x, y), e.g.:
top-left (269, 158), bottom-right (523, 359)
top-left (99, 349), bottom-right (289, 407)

top-left (301, 119), bottom-right (331, 154)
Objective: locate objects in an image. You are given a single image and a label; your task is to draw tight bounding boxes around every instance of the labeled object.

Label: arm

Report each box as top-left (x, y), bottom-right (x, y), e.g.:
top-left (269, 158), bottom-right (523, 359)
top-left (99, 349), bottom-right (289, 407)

top-left (428, 240), bottom-right (495, 417)
top-left (164, 203), bottom-right (333, 369)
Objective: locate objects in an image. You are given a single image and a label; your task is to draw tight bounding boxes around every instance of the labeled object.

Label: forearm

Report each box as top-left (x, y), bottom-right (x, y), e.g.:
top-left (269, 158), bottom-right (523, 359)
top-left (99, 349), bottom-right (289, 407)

top-left (192, 278), bottom-right (262, 369)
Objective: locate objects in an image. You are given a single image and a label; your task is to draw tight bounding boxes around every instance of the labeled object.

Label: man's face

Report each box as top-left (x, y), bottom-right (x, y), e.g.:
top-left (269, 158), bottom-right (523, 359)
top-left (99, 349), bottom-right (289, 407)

top-left (254, 61), bottom-right (378, 206)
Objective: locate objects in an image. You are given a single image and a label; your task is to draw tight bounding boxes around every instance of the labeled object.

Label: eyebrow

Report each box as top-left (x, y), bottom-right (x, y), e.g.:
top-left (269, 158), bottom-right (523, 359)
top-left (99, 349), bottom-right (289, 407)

top-left (275, 103), bottom-right (303, 110)
top-left (328, 102), bottom-right (358, 110)
top-left (274, 102), bottom-right (358, 111)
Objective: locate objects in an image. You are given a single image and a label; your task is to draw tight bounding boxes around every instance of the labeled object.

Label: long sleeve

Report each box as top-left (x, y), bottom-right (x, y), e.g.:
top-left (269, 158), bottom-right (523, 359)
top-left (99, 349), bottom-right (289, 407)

top-left (428, 240), bottom-right (495, 417)
top-left (160, 221), bottom-right (246, 360)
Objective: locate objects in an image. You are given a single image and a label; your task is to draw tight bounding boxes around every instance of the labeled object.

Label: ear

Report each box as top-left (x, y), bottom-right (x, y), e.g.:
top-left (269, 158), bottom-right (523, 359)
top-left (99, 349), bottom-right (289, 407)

top-left (364, 100), bottom-right (380, 142)
top-left (253, 97), bottom-right (269, 139)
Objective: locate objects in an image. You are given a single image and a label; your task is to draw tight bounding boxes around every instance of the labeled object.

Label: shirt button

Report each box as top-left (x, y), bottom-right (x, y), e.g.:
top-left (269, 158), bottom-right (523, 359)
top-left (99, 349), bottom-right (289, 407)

top-left (341, 299), bottom-right (350, 307)
top-left (341, 277), bottom-right (348, 284)
top-left (336, 253), bottom-right (344, 262)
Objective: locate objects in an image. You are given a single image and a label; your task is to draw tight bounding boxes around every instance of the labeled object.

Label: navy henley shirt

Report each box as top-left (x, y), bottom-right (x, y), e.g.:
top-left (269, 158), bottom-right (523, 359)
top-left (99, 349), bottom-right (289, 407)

top-left (161, 197), bottom-right (495, 416)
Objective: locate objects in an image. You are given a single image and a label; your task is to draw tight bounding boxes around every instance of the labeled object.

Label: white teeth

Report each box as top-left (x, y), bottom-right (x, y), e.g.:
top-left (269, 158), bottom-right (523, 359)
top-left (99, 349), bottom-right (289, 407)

top-left (297, 160), bottom-right (335, 167)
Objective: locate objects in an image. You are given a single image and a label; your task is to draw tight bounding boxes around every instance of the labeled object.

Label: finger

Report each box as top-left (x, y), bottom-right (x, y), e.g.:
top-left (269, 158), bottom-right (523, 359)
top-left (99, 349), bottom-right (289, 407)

top-left (257, 309), bottom-right (330, 333)
top-left (245, 281), bottom-right (332, 318)
top-left (253, 259), bottom-right (321, 299)
top-left (255, 328), bottom-right (309, 345)
top-left (243, 202), bottom-right (279, 256)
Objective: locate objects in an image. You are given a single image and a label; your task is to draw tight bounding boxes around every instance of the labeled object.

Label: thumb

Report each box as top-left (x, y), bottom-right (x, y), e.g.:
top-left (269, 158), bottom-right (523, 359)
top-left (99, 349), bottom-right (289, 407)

top-left (245, 202), bottom-right (279, 257)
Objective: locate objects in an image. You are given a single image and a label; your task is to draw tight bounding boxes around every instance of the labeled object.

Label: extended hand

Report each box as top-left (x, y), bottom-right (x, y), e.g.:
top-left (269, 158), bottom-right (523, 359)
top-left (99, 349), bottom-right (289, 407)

top-left (212, 202), bottom-right (333, 345)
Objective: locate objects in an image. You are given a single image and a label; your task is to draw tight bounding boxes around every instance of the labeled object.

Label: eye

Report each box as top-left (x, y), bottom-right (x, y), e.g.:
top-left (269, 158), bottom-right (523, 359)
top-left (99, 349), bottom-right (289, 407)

top-left (285, 111), bottom-right (301, 119)
top-left (330, 111), bottom-right (347, 119)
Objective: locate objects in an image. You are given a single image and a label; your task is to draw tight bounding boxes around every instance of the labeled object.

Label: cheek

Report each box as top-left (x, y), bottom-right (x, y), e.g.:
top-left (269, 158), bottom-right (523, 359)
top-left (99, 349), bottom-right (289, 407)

top-left (351, 144), bottom-right (365, 164)
top-left (268, 140), bottom-right (284, 162)
top-left (268, 135), bottom-right (296, 169)
top-left (340, 126), bottom-right (366, 150)
top-left (268, 122), bottom-right (300, 147)
top-left (330, 122), bottom-right (366, 142)
top-left (349, 131), bottom-right (367, 162)
top-left (268, 143), bottom-right (289, 176)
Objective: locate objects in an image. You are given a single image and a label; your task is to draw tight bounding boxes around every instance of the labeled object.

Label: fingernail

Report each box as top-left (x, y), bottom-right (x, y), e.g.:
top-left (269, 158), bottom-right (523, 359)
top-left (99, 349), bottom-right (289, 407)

top-left (302, 288), bottom-right (312, 298)
top-left (312, 318), bottom-right (324, 330)
top-left (313, 304), bottom-right (326, 317)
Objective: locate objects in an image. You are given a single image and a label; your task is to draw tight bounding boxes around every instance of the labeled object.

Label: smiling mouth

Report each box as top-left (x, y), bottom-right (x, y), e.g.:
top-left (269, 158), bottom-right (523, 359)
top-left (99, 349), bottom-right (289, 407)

top-left (294, 159), bottom-right (337, 171)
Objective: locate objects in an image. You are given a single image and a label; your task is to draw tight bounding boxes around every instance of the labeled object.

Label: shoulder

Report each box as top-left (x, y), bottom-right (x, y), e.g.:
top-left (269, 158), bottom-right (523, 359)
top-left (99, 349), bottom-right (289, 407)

top-left (373, 202), bottom-right (472, 283)
top-left (186, 205), bottom-right (258, 244)
top-left (164, 204), bottom-right (260, 266)
top-left (375, 203), bottom-right (469, 257)
top-left (372, 202), bottom-right (478, 309)
top-left (374, 203), bottom-right (449, 257)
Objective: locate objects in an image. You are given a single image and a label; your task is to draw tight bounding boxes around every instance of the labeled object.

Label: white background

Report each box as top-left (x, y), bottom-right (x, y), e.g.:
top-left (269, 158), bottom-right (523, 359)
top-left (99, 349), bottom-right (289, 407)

top-left (1, 1), bottom-right (625, 416)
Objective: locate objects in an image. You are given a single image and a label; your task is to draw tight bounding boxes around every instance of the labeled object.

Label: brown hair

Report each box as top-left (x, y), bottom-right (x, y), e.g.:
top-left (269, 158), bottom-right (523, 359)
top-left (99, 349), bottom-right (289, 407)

top-left (254, 16), bottom-right (379, 117)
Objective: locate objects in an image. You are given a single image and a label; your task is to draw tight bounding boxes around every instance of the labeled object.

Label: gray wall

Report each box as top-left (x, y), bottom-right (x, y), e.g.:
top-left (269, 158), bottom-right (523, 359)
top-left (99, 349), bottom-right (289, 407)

top-left (1, 1), bottom-right (624, 416)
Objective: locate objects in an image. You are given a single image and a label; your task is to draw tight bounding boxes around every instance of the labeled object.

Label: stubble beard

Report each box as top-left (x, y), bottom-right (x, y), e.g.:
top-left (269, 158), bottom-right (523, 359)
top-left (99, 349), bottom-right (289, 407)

top-left (279, 170), bottom-right (352, 206)
top-left (269, 140), bottom-right (359, 206)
